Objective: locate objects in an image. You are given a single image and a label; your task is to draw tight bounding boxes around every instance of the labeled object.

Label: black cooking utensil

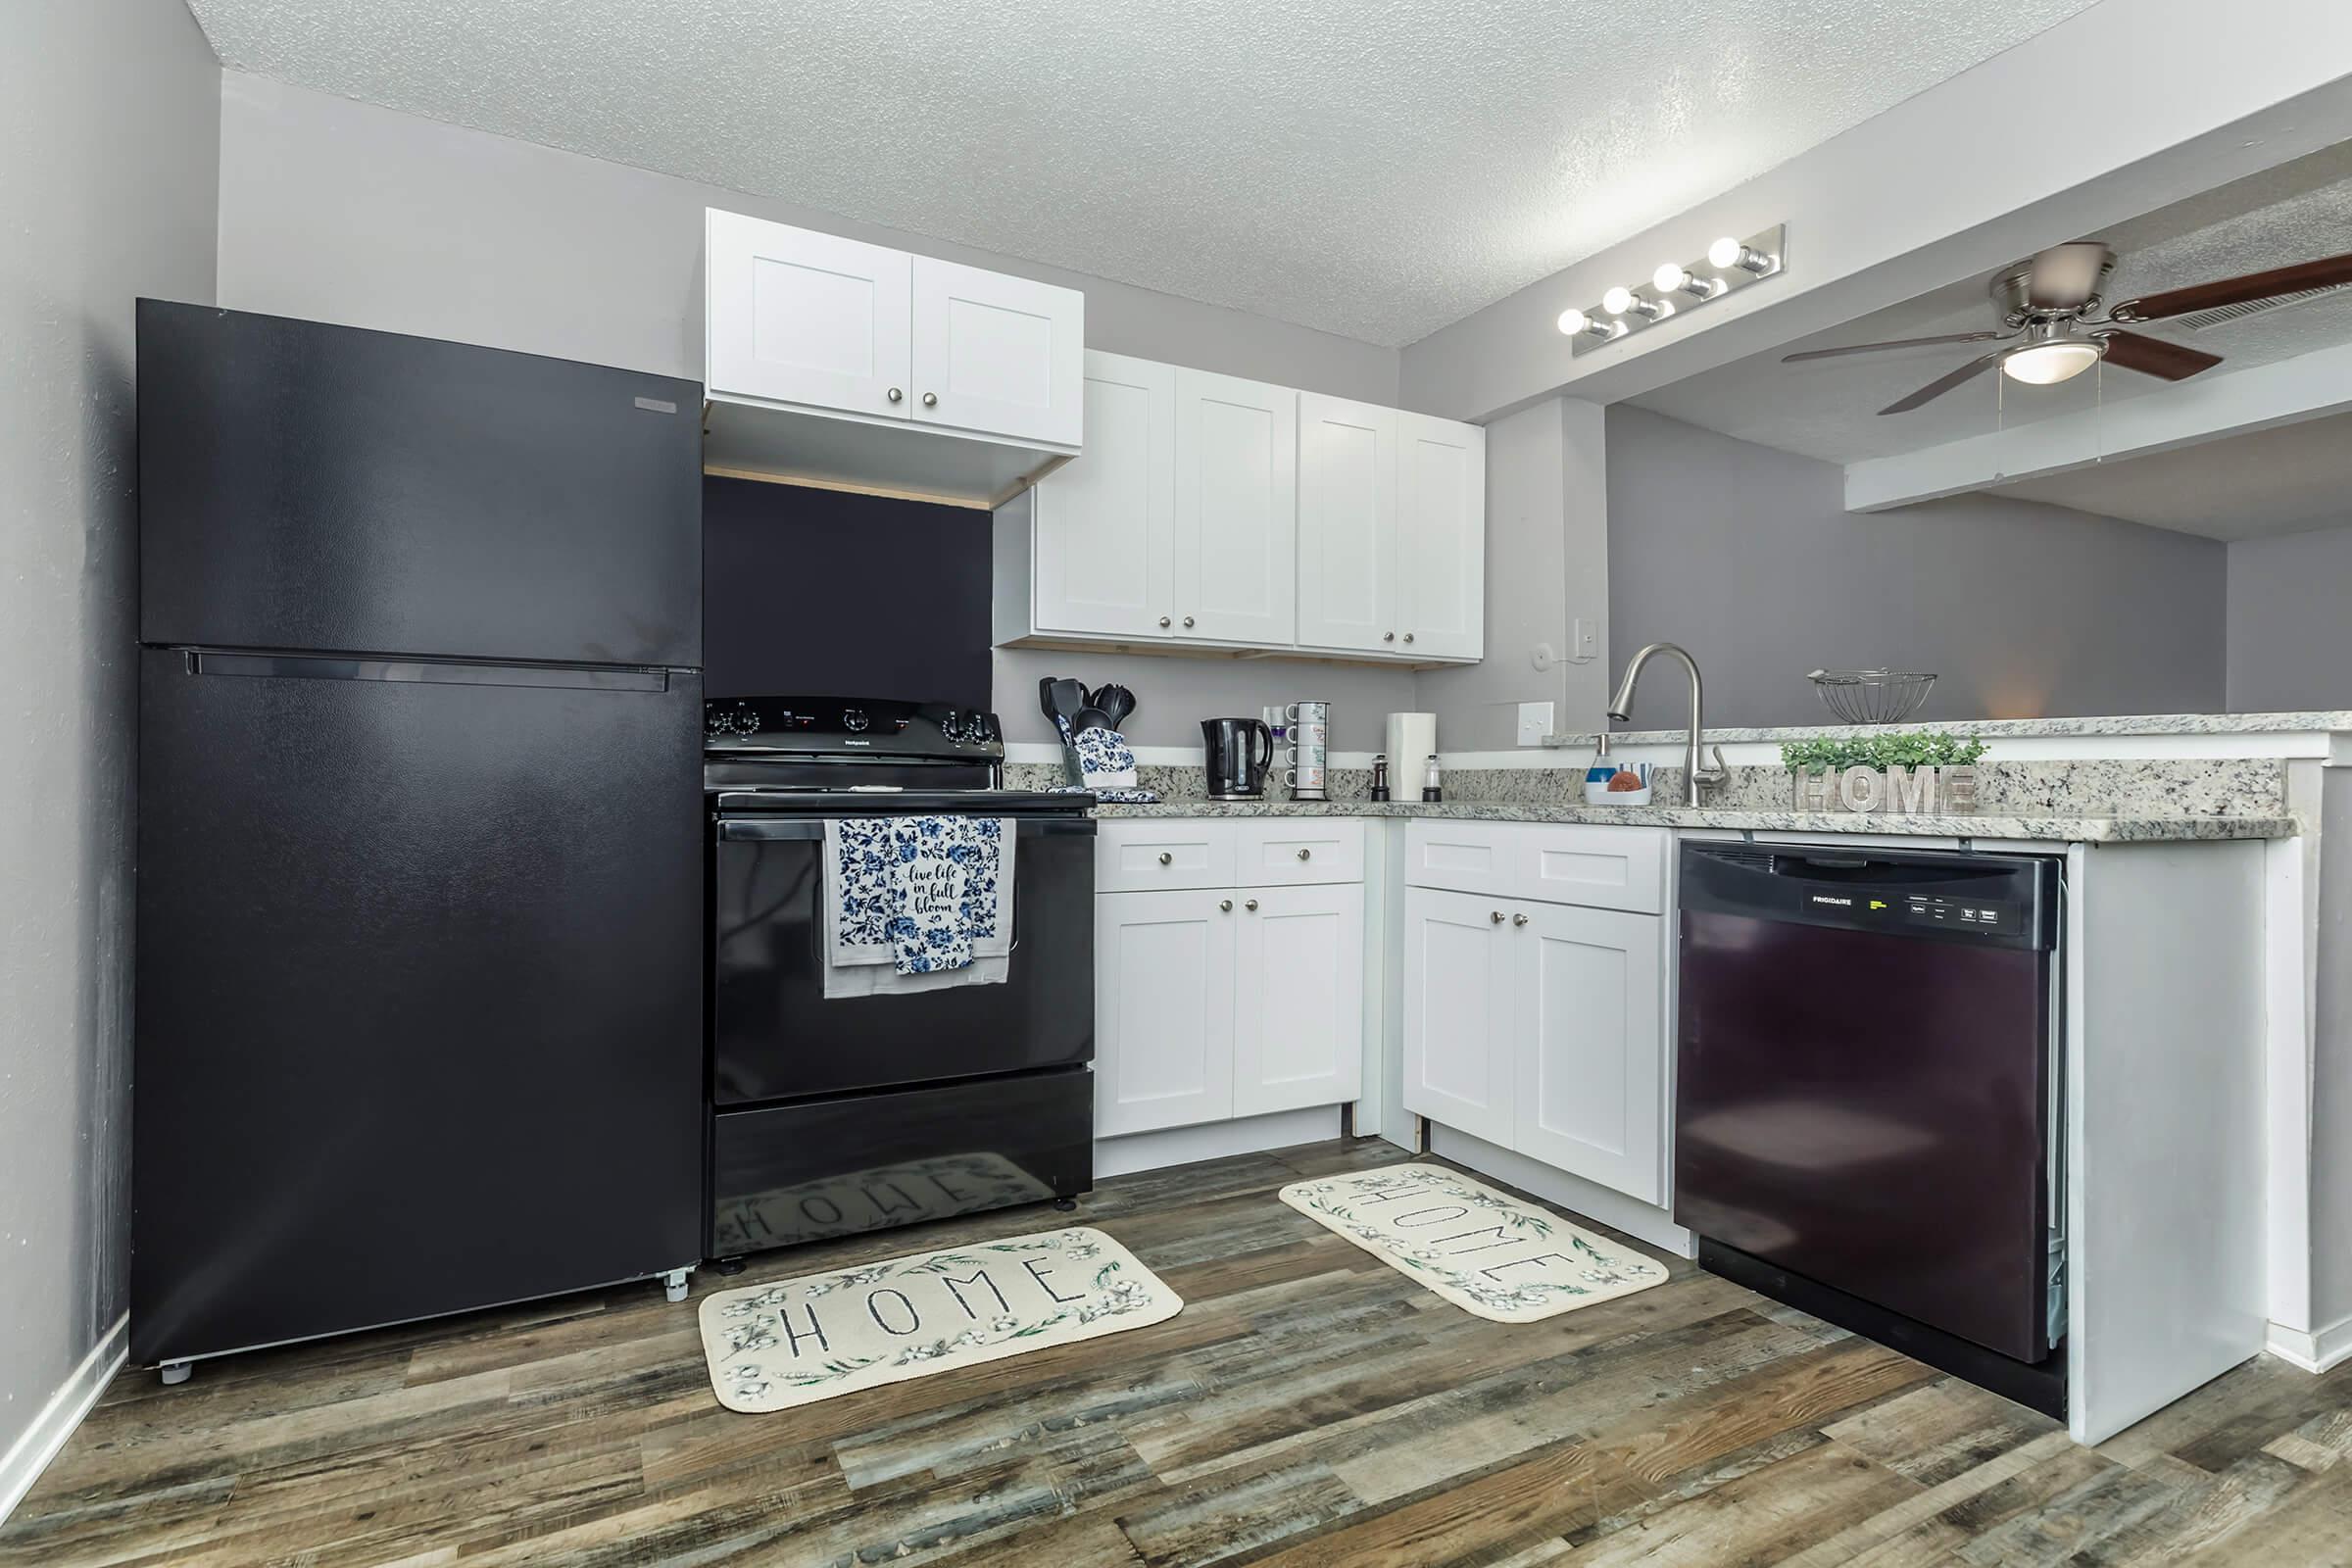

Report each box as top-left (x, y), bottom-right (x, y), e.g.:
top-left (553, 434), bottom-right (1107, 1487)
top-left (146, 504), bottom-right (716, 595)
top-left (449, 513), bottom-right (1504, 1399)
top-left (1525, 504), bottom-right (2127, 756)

top-left (1038, 677), bottom-right (1090, 728)
top-left (1070, 706), bottom-right (1112, 733)
top-left (1091, 684), bottom-right (1137, 727)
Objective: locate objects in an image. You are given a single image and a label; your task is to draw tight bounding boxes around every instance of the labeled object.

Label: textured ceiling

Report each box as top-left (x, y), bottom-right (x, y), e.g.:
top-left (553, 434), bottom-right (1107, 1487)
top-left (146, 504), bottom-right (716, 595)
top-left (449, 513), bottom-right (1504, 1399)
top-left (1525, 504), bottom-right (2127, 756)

top-left (181, 0), bottom-right (2093, 347)
top-left (1634, 139), bottom-right (2352, 463)
top-left (1996, 413), bottom-right (2352, 541)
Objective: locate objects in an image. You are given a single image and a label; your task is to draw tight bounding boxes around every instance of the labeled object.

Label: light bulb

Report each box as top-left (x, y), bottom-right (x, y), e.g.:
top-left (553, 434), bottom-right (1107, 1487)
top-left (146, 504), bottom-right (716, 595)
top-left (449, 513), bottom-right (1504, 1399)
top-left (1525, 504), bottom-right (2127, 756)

top-left (2001, 340), bottom-right (2103, 385)
top-left (1706, 236), bottom-right (1744, 270)
top-left (1601, 285), bottom-right (1636, 316)
top-left (1653, 263), bottom-right (1688, 293)
top-left (1557, 308), bottom-right (1590, 335)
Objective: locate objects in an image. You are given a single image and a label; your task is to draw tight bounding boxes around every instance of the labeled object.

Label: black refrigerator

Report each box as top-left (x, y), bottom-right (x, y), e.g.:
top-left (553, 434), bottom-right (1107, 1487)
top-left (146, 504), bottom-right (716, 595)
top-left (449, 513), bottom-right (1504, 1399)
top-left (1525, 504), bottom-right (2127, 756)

top-left (131, 301), bottom-right (706, 1374)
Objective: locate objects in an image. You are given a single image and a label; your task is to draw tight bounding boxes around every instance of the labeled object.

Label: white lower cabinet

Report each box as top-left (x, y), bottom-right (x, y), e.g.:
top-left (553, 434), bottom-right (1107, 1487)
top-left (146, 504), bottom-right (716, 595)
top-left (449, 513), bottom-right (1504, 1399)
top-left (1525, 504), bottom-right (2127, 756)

top-left (1401, 823), bottom-right (1671, 1206)
top-left (1234, 883), bottom-right (1364, 1118)
top-left (1513, 902), bottom-right (1665, 1203)
top-left (1399, 888), bottom-right (1516, 1146)
top-left (1096, 821), bottom-right (1364, 1139)
top-left (1095, 889), bottom-right (1236, 1136)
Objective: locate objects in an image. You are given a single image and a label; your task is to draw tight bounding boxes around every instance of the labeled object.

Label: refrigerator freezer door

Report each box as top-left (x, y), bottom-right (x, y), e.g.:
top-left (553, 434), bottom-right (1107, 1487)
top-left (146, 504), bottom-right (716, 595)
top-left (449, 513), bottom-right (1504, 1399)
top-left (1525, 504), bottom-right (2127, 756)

top-left (131, 649), bottom-right (704, 1364)
top-left (136, 300), bottom-right (702, 667)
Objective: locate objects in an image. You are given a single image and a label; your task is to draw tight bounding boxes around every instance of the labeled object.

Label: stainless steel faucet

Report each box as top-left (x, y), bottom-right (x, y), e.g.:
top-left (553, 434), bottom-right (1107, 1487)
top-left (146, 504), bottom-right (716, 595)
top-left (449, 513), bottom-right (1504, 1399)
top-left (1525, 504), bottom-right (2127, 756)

top-left (1606, 642), bottom-right (1727, 807)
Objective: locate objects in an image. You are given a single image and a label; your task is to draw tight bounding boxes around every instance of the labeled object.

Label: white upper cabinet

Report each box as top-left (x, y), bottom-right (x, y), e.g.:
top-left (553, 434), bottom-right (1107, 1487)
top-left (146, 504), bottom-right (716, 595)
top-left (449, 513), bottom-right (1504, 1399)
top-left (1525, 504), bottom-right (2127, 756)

top-left (1173, 368), bottom-right (1297, 646)
top-left (707, 212), bottom-right (912, 420)
top-left (1296, 394), bottom-right (1398, 654)
top-left (702, 210), bottom-right (1083, 509)
top-left (1030, 353), bottom-right (1175, 639)
top-left (909, 256), bottom-right (1084, 448)
top-left (1396, 413), bottom-right (1485, 660)
top-left (992, 350), bottom-right (1481, 663)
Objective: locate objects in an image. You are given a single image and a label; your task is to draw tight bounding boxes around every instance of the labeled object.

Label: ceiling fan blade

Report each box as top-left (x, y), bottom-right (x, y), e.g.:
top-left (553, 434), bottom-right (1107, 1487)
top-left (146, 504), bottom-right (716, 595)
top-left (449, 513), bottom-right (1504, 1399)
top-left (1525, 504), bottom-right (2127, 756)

top-left (2026, 241), bottom-right (2113, 309)
top-left (1878, 349), bottom-right (2011, 415)
top-left (1782, 330), bottom-right (2011, 364)
top-left (2108, 250), bottom-right (2352, 322)
top-left (2096, 330), bottom-right (2223, 381)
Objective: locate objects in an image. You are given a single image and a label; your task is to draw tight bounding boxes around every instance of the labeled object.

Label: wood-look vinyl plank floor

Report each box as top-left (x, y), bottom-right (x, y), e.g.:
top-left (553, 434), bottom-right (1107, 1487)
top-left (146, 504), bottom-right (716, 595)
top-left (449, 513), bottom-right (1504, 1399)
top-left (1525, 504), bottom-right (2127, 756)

top-left (6, 1137), bottom-right (2351, 1567)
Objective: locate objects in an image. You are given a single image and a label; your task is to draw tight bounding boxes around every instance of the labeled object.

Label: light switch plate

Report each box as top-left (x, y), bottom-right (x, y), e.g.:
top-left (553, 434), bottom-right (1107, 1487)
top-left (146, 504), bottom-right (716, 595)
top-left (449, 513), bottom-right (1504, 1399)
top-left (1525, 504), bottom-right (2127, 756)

top-left (1517, 701), bottom-right (1556, 746)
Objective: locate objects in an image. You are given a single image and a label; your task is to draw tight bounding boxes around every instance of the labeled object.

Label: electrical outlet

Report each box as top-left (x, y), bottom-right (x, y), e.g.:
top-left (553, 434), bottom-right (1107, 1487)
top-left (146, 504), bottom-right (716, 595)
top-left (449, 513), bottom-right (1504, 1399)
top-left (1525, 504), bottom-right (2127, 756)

top-left (1570, 618), bottom-right (1599, 664)
top-left (1517, 701), bottom-right (1556, 746)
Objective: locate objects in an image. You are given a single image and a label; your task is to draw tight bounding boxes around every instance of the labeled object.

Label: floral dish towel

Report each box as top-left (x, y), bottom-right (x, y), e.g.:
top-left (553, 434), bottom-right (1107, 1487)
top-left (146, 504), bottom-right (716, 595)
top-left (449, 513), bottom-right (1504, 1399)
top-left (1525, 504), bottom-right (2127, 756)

top-left (823, 815), bottom-right (1013, 981)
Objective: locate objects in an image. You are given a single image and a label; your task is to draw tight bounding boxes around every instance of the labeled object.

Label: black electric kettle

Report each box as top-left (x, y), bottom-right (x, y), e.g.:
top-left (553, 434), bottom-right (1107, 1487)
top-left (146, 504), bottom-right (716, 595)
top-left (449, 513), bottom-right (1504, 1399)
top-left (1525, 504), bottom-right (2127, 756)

top-left (1201, 716), bottom-right (1275, 800)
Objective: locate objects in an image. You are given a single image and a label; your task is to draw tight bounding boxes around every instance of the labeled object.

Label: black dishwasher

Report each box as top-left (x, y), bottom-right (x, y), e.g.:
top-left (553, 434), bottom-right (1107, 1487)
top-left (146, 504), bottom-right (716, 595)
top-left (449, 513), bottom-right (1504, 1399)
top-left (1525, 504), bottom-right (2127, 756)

top-left (1675, 843), bottom-right (2065, 1416)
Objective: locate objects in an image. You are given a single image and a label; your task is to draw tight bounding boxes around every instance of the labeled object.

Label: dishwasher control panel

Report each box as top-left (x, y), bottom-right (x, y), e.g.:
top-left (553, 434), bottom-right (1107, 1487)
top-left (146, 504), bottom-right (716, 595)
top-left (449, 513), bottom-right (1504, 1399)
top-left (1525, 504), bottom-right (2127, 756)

top-left (1903, 893), bottom-right (2017, 933)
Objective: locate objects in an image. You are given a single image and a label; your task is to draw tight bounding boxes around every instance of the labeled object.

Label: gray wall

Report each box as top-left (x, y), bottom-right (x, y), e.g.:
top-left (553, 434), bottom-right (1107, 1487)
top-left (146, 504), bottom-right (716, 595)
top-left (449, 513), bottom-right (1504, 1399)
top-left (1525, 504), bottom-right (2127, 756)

top-left (1410, 399), bottom-right (1612, 751)
top-left (0, 0), bottom-right (219, 1501)
top-left (1606, 407), bottom-right (2229, 728)
top-left (2227, 523), bottom-right (2352, 713)
top-left (215, 73), bottom-right (1411, 752)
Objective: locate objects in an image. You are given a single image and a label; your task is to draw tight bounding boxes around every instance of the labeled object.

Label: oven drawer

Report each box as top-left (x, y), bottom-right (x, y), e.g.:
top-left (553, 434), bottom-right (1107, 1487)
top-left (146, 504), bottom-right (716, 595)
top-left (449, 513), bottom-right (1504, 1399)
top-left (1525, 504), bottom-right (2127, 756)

top-left (1233, 819), bottom-right (1364, 887)
top-left (1096, 820), bottom-right (1236, 892)
top-left (711, 1068), bottom-right (1094, 1256)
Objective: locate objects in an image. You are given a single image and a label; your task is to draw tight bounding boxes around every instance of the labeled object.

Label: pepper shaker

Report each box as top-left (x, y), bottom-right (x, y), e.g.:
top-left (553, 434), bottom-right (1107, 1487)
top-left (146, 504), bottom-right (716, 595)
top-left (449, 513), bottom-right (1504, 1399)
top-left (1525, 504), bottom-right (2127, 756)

top-left (1422, 753), bottom-right (1444, 804)
top-left (1369, 753), bottom-right (1391, 802)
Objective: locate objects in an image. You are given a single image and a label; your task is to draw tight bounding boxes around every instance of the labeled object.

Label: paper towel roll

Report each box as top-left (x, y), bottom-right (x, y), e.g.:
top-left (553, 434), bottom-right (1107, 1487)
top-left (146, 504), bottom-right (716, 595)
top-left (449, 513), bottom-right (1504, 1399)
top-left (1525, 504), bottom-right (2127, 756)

top-left (1385, 712), bottom-right (1437, 785)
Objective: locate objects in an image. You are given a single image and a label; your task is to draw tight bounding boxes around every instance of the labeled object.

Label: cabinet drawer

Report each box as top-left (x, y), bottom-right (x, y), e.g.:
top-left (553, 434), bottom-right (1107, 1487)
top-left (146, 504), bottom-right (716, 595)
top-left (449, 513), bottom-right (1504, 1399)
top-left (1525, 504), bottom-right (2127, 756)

top-left (1513, 824), bottom-right (1667, 915)
top-left (1403, 820), bottom-right (1517, 898)
top-left (1097, 819), bottom-right (1236, 892)
top-left (1233, 819), bottom-right (1364, 887)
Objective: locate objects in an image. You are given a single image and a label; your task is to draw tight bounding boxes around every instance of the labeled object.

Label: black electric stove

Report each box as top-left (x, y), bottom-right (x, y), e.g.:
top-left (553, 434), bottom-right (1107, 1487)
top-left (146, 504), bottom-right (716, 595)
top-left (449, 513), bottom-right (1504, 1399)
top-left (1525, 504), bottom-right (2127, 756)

top-left (705, 696), bottom-right (1096, 1262)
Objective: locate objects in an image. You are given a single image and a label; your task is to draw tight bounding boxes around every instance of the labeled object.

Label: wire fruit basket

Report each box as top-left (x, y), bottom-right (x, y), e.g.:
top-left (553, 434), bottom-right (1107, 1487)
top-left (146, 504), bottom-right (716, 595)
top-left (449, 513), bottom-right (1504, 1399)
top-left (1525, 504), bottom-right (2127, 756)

top-left (1806, 668), bottom-right (1936, 725)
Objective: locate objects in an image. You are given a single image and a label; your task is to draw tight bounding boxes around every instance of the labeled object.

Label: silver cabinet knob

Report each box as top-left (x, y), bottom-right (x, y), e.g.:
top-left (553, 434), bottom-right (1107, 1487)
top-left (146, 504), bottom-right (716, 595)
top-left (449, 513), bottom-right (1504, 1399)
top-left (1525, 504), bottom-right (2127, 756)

top-left (1490, 910), bottom-right (1504, 924)
top-left (1219, 899), bottom-right (1233, 912)
top-left (921, 391), bottom-right (938, 407)
top-left (1296, 848), bottom-right (1311, 860)
top-left (887, 387), bottom-right (903, 403)
top-left (1245, 899), bottom-right (1258, 911)
top-left (1182, 615), bottom-right (1196, 628)
top-left (1158, 615), bottom-right (1172, 628)
top-left (1383, 632), bottom-right (1396, 642)
top-left (1403, 633), bottom-right (1416, 644)
top-left (1513, 912), bottom-right (1530, 927)
top-left (1158, 852), bottom-right (1172, 865)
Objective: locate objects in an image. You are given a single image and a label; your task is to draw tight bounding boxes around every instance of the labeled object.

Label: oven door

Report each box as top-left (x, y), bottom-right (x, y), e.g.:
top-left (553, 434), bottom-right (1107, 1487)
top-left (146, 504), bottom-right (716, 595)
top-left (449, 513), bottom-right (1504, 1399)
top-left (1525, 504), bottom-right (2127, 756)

top-left (711, 814), bottom-right (1095, 1103)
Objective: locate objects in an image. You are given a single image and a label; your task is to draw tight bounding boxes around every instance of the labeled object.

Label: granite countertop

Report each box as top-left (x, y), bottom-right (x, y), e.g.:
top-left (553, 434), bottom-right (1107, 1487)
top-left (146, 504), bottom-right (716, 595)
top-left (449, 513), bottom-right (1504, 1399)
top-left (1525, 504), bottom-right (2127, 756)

top-left (1552, 710), bottom-right (2352, 747)
top-left (1087, 797), bottom-right (2298, 842)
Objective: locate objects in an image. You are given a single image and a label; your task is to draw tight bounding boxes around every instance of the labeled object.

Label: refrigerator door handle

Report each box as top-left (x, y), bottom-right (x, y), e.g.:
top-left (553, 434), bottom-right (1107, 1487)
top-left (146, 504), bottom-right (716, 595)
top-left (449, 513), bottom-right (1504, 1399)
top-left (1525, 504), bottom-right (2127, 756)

top-left (182, 651), bottom-right (672, 693)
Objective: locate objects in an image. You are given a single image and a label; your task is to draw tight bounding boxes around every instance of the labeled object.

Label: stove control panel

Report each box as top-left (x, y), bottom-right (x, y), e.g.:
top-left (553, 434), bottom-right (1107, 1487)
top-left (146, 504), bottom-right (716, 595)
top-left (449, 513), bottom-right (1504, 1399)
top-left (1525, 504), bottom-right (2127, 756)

top-left (703, 696), bottom-right (1003, 759)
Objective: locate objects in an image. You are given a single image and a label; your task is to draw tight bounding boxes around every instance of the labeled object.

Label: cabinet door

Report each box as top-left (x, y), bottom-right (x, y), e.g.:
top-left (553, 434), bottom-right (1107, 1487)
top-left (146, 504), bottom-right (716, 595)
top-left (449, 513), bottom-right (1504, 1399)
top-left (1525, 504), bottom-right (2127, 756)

top-left (706, 211), bottom-right (911, 419)
top-left (909, 256), bottom-right (1084, 448)
top-left (1399, 887), bottom-right (1516, 1146)
top-left (1173, 368), bottom-right (1297, 645)
top-left (1095, 890), bottom-right (1236, 1136)
top-left (1296, 394), bottom-right (1397, 654)
top-left (1396, 413), bottom-right (1485, 661)
top-left (1512, 904), bottom-right (1665, 1204)
top-left (1032, 353), bottom-right (1176, 639)
top-left (1233, 884), bottom-right (1364, 1118)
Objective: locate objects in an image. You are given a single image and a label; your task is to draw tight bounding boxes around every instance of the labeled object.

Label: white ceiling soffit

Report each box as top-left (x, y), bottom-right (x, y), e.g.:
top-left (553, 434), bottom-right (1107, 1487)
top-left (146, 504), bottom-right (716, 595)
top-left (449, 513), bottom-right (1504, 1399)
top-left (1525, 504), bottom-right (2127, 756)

top-left (181, 0), bottom-right (2095, 349)
top-left (1995, 412), bottom-right (2352, 541)
top-left (1631, 138), bottom-right (2352, 466)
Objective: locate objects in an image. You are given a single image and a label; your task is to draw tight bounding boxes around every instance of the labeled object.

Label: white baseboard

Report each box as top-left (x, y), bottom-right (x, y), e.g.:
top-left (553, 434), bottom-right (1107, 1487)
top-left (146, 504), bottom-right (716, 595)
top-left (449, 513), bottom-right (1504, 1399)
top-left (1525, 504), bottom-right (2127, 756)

top-left (1095, 1105), bottom-right (1343, 1180)
top-left (1429, 1125), bottom-right (1695, 1258)
top-left (2267, 1311), bottom-right (2352, 1373)
top-left (0, 1314), bottom-right (126, 1527)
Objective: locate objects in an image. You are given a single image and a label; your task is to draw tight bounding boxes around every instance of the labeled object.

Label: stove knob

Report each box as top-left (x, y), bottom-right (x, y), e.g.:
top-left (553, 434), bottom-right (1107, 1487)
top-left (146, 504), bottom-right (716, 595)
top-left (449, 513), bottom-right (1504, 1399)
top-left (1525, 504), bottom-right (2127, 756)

top-left (842, 709), bottom-right (868, 733)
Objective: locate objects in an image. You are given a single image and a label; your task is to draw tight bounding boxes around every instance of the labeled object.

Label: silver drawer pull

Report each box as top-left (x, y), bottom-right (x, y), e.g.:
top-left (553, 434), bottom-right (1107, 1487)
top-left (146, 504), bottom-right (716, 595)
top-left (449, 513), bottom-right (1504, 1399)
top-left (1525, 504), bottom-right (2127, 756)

top-left (1219, 899), bottom-right (1233, 912)
top-left (1158, 852), bottom-right (1173, 865)
top-left (1490, 910), bottom-right (1504, 924)
top-left (1296, 848), bottom-right (1311, 860)
top-left (1513, 912), bottom-right (1530, 927)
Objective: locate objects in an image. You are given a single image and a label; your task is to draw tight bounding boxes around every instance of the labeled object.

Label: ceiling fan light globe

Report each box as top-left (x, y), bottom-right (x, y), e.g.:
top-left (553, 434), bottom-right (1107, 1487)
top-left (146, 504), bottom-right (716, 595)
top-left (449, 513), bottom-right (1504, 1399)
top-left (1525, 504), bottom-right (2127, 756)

top-left (2001, 340), bottom-right (2103, 385)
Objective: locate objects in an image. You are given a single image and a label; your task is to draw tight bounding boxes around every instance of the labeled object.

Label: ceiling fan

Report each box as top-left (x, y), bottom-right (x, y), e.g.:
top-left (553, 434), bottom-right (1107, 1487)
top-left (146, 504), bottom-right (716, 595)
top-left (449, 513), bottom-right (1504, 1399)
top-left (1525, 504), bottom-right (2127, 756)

top-left (1783, 240), bottom-right (2352, 415)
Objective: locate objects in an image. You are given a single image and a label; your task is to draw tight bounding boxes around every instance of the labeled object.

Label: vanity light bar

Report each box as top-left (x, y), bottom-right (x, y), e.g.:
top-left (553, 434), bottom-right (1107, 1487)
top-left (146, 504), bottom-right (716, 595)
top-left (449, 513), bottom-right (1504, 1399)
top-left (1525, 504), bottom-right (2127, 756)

top-left (1560, 223), bottom-right (1787, 359)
